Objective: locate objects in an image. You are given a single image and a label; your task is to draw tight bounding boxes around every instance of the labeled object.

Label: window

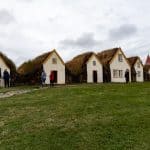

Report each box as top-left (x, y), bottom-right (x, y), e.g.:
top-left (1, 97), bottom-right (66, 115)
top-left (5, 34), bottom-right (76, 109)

top-left (118, 54), bottom-right (123, 62)
top-left (113, 70), bottom-right (123, 78)
top-left (52, 58), bottom-right (57, 64)
top-left (119, 70), bottom-right (123, 78)
top-left (137, 62), bottom-right (140, 68)
top-left (113, 70), bottom-right (118, 78)
top-left (93, 61), bottom-right (96, 66)
top-left (137, 71), bottom-right (141, 77)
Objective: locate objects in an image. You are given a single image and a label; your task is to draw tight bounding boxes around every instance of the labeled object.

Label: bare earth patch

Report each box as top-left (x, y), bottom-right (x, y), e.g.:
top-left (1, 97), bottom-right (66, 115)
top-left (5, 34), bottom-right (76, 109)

top-left (0, 89), bottom-right (38, 99)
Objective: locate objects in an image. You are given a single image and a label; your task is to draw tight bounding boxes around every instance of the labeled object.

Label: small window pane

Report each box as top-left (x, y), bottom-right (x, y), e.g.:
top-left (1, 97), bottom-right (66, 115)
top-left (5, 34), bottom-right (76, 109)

top-left (137, 62), bottom-right (140, 68)
top-left (118, 54), bottom-right (123, 62)
top-left (137, 71), bottom-right (141, 77)
top-left (113, 70), bottom-right (123, 78)
top-left (119, 70), bottom-right (123, 78)
top-left (113, 70), bottom-right (118, 78)
top-left (52, 58), bottom-right (57, 64)
top-left (93, 61), bottom-right (96, 66)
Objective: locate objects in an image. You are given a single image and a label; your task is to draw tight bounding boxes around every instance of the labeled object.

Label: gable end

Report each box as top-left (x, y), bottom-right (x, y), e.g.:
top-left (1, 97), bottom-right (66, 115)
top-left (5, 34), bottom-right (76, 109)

top-left (43, 49), bottom-right (65, 66)
top-left (109, 48), bottom-right (131, 67)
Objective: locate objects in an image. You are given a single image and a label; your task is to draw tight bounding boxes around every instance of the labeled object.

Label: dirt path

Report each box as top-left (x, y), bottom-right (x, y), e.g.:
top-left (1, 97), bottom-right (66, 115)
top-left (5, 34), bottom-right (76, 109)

top-left (0, 84), bottom-right (80, 99)
top-left (0, 89), bottom-right (38, 99)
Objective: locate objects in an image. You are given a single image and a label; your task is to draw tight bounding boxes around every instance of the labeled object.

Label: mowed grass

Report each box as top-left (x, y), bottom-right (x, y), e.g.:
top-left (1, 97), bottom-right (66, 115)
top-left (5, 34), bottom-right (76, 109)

top-left (0, 83), bottom-right (150, 150)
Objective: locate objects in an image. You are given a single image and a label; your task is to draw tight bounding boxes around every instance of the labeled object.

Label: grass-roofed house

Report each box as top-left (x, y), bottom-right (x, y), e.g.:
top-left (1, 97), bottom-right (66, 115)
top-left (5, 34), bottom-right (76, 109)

top-left (127, 56), bottom-right (144, 82)
top-left (144, 65), bottom-right (150, 81)
top-left (0, 52), bottom-right (16, 87)
top-left (144, 54), bottom-right (150, 81)
top-left (66, 52), bottom-right (103, 83)
top-left (97, 48), bottom-right (131, 83)
top-left (18, 49), bottom-right (65, 85)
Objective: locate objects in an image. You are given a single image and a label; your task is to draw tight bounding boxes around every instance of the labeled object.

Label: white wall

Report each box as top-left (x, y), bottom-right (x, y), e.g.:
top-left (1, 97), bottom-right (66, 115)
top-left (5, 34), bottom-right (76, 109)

top-left (87, 55), bottom-right (103, 83)
top-left (0, 57), bottom-right (10, 87)
top-left (148, 69), bottom-right (150, 74)
top-left (110, 50), bottom-right (131, 83)
top-left (134, 59), bottom-right (144, 82)
top-left (43, 52), bottom-right (65, 84)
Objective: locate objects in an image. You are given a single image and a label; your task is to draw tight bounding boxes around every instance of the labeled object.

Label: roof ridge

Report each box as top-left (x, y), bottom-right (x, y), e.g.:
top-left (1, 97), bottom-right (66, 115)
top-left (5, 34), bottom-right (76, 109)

top-left (97, 47), bottom-right (120, 54)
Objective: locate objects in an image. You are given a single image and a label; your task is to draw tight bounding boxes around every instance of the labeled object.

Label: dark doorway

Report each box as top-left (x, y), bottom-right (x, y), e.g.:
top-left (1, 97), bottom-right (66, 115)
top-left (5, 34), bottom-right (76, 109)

top-left (53, 71), bottom-right (58, 83)
top-left (132, 73), bottom-right (136, 82)
top-left (93, 71), bottom-right (98, 83)
top-left (131, 68), bottom-right (136, 82)
top-left (125, 69), bottom-right (130, 83)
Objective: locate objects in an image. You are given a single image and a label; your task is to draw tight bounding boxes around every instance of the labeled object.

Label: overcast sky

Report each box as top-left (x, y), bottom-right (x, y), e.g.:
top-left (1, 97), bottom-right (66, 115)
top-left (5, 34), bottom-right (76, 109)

top-left (0, 0), bottom-right (150, 66)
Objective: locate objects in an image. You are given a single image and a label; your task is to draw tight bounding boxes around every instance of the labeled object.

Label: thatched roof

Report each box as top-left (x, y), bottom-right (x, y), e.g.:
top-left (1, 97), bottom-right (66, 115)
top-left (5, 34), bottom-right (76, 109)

top-left (66, 52), bottom-right (94, 76)
top-left (0, 52), bottom-right (16, 73)
top-left (18, 51), bottom-right (53, 75)
top-left (97, 48), bottom-right (119, 65)
top-left (127, 56), bottom-right (143, 67)
top-left (144, 65), bottom-right (150, 72)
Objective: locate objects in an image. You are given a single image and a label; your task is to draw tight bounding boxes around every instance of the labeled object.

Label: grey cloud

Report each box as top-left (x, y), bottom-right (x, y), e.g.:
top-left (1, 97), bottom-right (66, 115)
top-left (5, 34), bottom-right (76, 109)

top-left (104, 8), bottom-right (114, 17)
top-left (60, 33), bottom-right (101, 49)
top-left (109, 24), bottom-right (138, 40)
top-left (48, 17), bottom-right (55, 22)
top-left (0, 30), bottom-right (47, 66)
top-left (0, 9), bottom-right (15, 25)
top-left (0, 0), bottom-right (148, 65)
top-left (48, 16), bottom-right (59, 23)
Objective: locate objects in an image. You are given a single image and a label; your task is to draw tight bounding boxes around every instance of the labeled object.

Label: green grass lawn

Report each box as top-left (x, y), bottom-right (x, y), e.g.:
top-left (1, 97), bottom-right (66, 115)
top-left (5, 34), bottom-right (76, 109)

top-left (0, 83), bottom-right (150, 150)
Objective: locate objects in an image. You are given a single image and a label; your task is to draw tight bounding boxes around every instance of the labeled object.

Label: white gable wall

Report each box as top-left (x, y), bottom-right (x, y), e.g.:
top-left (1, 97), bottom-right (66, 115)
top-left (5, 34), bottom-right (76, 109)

top-left (148, 68), bottom-right (150, 74)
top-left (43, 52), bottom-right (65, 84)
top-left (87, 55), bottom-right (103, 83)
top-left (0, 57), bottom-right (10, 87)
top-left (110, 50), bottom-right (131, 83)
top-left (134, 59), bottom-right (144, 82)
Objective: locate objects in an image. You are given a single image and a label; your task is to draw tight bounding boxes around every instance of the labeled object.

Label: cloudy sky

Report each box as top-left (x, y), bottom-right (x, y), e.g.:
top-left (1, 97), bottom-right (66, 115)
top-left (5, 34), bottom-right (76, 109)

top-left (0, 0), bottom-right (150, 66)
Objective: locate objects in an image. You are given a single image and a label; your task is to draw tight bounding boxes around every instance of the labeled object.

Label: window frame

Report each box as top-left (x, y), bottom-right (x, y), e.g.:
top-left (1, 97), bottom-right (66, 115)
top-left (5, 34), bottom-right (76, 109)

top-left (118, 54), bottom-right (123, 62)
top-left (119, 70), bottom-right (123, 78)
top-left (113, 70), bottom-right (118, 78)
top-left (93, 60), bottom-right (96, 66)
top-left (137, 71), bottom-right (141, 77)
top-left (137, 62), bottom-right (141, 68)
top-left (113, 69), bottom-right (123, 78)
top-left (52, 58), bottom-right (57, 64)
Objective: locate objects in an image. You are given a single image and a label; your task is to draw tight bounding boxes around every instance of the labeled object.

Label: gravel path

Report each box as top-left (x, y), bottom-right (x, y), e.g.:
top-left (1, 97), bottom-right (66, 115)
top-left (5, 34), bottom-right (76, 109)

top-left (0, 84), bottom-right (81, 99)
top-left (0, 89), bottom-right (38, 99)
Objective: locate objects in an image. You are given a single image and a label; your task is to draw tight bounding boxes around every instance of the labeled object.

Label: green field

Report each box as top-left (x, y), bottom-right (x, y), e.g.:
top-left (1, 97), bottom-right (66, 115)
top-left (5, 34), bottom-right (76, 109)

top-left (0, 83), bottom-right (150, 150)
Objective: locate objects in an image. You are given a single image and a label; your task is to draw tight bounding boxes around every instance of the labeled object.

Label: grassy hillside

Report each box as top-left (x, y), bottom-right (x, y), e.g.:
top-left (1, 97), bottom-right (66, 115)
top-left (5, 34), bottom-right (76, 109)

top-left (0, 83), bottom-right (150, 150)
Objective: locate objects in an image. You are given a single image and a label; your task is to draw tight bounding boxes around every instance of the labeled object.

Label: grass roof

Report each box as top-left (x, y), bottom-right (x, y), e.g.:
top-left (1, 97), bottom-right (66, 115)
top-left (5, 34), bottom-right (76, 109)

top-left (66, 52), bottom-right (94, 76)
top-left (0, 52), bottom-right (16, 73)
top-left (97, 48), bottom-right (119, 65)
top-left (144, 65), bottom-right (150, 71)
top-left (17, 51), bottom-right (52, 75)
top-left (127, 57), bottom-right (138, 66)
top-left (127, 56), bottom-right (143, 67)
